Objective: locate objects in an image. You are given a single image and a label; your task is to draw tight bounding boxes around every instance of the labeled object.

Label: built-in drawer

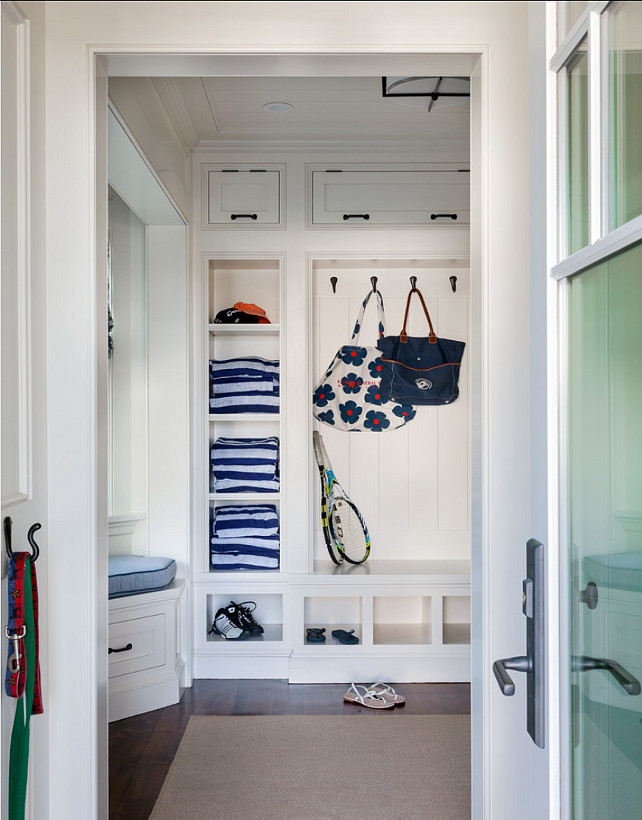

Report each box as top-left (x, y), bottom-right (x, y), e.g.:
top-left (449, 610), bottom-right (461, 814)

top-left (107, 613), bottom-right (165, 678)
top-left (310, 169), bottom-right (469, 227)
top-left (204, 167), bottom-right (283, 227)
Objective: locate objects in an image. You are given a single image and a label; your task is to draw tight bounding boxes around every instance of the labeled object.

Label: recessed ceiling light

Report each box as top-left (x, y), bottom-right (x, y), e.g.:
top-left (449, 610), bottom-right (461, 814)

top-left (262, 102), bottom-right (293, 113)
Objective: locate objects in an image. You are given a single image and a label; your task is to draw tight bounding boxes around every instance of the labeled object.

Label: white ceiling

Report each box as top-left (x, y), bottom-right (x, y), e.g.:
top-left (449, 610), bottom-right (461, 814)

top-left (108, 75), bottom-right (470, 154)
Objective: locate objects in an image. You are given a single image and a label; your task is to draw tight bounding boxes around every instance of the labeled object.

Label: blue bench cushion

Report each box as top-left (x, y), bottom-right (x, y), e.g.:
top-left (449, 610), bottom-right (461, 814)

top-left (108, 555), bottom-right (177, 598)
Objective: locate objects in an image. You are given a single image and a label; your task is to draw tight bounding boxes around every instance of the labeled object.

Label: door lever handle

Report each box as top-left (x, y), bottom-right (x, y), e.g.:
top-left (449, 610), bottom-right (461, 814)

top-left (493, 655), bottom-right (532, 696)
top-left (572, 655), bottom-right (641, 695)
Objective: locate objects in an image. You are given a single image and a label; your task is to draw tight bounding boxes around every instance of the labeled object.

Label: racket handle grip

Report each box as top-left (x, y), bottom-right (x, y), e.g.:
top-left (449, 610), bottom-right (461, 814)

top-left (312, 431), bottom-right (325, 466)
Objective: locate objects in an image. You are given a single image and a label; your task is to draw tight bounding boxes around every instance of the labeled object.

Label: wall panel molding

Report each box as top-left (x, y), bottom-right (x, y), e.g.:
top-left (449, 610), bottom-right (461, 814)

top-left (1, 1), bottom-right (32, 507)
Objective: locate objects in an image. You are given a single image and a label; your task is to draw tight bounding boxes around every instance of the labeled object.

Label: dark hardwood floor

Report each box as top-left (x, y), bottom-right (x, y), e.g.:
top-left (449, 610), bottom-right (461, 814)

top-left (109, 679), bottom-right (471, 819)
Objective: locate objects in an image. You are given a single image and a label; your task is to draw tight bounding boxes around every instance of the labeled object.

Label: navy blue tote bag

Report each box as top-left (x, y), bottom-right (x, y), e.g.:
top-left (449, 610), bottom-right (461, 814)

top-left (377, 287), bottom-right (465, 406)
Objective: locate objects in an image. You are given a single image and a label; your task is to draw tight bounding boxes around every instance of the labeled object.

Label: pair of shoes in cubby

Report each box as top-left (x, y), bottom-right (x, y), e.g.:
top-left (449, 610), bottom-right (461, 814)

top-left (305, 627), bottom-right (359, 645)
top-left (343, 682), bottom-right (406, 710)
top-left (209, 600), bottom-right (263, 640)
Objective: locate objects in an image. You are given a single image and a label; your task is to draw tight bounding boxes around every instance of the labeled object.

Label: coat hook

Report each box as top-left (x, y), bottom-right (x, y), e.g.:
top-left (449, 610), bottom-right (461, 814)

top-left (410, 276), bottom-right (417, 291)
top-left (27, 523), bottom-right (41, 563)
top-left (449, 275), bottom-right (457, 293)
top-left (330, 276), bottom-right (338, 294)
top-left (370, 276), bottom-right (378, 292)
top-left (4, 516), bottom-right (13, 560)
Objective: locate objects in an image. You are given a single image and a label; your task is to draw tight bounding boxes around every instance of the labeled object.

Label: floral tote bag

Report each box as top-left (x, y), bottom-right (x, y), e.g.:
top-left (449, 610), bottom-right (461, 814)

top-left (312, 289), bottom-right (416, 432)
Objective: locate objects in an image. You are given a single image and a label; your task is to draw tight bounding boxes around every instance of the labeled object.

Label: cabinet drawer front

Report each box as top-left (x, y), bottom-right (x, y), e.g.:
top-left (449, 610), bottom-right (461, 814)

top-left (108, 613), bottom-right (165, 678)
top-left (311, 170), bottom-right (469, 225)
top-left (207, 170), bottom-right (280, 225)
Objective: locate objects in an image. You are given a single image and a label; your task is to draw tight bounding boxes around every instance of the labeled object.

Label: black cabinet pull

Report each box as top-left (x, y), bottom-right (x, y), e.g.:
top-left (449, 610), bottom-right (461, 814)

top-left (430, 213), bottom-right (458, 221)
top-left (108, 643), bottom-right (133, 655)
top-left (343, 213), bottom-right (370, 221)
top-left (230, 214), bottom-right (258, 220)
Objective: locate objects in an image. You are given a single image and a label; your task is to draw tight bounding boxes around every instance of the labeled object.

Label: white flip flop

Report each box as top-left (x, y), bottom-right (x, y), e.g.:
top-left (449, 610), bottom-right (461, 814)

top-left (366, 682), bottom-right (406, 705)
top-left (343, 682), bottom-right (395, 710)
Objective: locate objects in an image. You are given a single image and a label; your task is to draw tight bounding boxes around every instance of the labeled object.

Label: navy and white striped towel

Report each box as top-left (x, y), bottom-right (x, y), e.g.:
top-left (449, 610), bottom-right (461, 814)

top-left (209, 357), bottom-right (280, 415)
top-left (210, 532), bottom-right (280, 570)
top-left (210, 356), bottom-right (279, 381)
top-left (213, 504), bottom-right (279, 538)
top-left (210, 436), bottom-right (280, 493)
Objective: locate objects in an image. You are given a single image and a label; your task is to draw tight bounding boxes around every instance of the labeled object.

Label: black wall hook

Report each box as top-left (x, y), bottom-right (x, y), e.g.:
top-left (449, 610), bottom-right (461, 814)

top-left (450, 275), bottom-right (457, 293)
top-left (330, 276), bottom-right (338, 294)
top-left (3, 516), bottom-right (40, 562)
top-left (27, 523), bottom-right (41, 563)
top-left (410, 276), bottom-right (418, 291)
top-left (370, 276), bottom-right (378, 292)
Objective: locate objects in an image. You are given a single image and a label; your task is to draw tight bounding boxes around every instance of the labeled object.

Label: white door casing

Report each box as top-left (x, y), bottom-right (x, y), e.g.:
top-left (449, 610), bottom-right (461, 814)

top-left (40, 3), bottom-right (543, 818)
top-left (1, 2), bottom-right (48, 818)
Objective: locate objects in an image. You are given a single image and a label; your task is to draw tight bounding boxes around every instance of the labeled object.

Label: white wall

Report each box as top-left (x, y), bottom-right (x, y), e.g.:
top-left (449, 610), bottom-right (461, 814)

top-left (41, 3), bottom-right (535, 818)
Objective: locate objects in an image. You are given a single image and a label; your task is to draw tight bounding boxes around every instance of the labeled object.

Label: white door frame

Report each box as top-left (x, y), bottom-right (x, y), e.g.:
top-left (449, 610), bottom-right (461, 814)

top-left (41, 9), bottom-right (537, 812)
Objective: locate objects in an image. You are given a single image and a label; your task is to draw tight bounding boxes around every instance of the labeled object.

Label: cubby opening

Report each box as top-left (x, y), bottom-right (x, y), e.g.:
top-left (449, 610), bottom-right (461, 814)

top-left (206, 593), bottom-right (284, 642)
top-left (373, 596), bottom-right (432, 645)
top-left (304, 596), bottom-right (362, 646)
top-left (442, 596), bottom-right (471, 645)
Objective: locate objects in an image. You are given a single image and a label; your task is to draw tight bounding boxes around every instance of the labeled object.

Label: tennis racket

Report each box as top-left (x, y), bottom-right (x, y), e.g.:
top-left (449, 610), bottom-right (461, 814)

top-left (312, 432), bottom-right (371, 565)
top-left (313, 431), bottom-right (344, 564)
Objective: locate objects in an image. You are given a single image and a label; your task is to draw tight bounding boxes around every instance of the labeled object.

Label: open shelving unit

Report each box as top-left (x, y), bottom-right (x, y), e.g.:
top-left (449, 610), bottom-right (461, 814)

top-left (191, 156), bottom-right (472, 683)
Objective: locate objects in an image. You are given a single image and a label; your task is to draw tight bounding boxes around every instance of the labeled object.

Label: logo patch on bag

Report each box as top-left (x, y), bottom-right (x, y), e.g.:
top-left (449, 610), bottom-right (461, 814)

top-left (415, 378), bottom-right (433, 390)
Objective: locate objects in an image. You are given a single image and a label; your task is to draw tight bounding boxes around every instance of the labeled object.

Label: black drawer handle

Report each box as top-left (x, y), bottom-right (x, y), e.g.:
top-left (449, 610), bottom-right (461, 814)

top-left (108, 643), bottom-right (133, 655)
top-left (230, 213), bottom-right (258, 221)
top-left (430, 213), bottom-right (458, 221)
top-left (343, 213), bottom-right (370, 221)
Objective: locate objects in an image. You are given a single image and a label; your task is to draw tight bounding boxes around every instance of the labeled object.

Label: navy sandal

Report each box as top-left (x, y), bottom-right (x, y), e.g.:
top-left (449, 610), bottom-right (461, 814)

top-left (306, 627), bottom-right (326, 643)
top-left (331, 629), bottom-right (359, 645)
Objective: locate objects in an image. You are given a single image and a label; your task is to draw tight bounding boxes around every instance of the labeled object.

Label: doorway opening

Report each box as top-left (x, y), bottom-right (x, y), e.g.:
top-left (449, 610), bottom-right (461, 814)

top-left (100, 51), bottom-right (485, 818)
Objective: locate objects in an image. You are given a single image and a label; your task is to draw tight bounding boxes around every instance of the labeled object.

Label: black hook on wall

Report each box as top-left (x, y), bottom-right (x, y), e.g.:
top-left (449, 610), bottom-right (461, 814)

top-left (410, 276), bottom-right (418, 291)
top-left (330, 276), bottom-right (338, 294)
top-left (370, 276), bottom-right (378, 292)
top-left (3, 516), bottom-right (41, 563)
top-left (450, 275), bottom-right (457, 293)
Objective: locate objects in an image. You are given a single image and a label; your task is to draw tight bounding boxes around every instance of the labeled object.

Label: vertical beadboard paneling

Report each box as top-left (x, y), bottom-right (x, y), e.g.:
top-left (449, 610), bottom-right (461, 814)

top-left (312, 264), bottom-right (470, 561)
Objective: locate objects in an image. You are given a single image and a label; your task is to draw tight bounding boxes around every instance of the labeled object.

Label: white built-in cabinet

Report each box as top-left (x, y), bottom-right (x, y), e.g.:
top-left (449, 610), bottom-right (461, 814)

top-left (192, 158), bottom-right (471, 683)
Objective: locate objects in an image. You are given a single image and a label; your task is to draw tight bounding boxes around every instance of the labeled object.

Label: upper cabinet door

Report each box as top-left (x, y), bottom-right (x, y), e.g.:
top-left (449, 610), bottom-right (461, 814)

top-left (204, 167), bottom-right (283, 228)
top-left (310, 168), bottom-right (470, 227)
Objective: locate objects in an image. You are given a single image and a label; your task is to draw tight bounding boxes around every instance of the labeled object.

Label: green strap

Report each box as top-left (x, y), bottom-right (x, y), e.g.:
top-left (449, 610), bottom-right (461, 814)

top-left (8, 557), bottom-right (35, 820)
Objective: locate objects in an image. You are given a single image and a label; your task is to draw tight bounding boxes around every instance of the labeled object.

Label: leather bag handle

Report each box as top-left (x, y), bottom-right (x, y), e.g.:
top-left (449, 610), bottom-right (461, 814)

top-left (400, 287), bottom-right (438, 344)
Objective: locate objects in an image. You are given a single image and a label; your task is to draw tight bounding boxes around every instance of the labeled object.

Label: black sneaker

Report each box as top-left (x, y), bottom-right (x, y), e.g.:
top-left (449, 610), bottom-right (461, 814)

top-left (209, 604), bottom-right (252, 640)
top-left (232, 600), bottom-right (264, 636)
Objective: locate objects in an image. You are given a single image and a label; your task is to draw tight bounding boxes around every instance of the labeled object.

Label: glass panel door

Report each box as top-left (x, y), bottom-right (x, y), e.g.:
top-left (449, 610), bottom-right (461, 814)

top-left (565, 42), bottom-right (589, 255)
top-left (567, 241), bottom-right (642, 819)
top-left (607, 1), bottom-right (642, 230)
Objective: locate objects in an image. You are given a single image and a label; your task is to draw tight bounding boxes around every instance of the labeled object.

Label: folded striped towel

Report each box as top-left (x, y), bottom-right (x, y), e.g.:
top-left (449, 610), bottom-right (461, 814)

top-left (210, 553), bottom-right (280, 570)
top-left (213, 504), bottom-right (279, 538)
top-left (210, 357), bottom-right (279, 381)
top-left (211, 436), bottom-right (280, 493)
top-left (210, 532), bottom-right (280, 570)
top-left (209, 392), bottom-right (279, 414)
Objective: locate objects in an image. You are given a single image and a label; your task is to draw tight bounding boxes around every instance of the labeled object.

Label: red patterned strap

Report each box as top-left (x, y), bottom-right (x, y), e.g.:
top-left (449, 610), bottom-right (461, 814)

top-left (5, 553), bottom-right (43, 713)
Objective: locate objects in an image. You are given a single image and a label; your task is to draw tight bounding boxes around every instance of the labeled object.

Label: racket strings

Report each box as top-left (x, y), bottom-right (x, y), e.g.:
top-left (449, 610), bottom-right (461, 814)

top-left (330, 500), bottom-right (369, 563)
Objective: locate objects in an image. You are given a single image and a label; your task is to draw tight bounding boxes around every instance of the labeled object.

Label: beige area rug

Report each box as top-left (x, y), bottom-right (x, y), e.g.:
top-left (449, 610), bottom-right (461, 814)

top-left (150, 715), bottom-right (470, 819)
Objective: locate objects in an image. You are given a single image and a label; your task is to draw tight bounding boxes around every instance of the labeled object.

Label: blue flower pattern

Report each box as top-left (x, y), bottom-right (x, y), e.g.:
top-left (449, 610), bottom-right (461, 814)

top-left (340, 346), bottom-right (367, 367)
top-left (364, 385), bottom-right (387, 406)
top-left (339, 401), bottom-right (362, 425)
top-left (313, 383), bottom-right (335, 408)
top-left (368, 358), bottom-right (384, 379)
top-left (392, 404), bottom-right (416, 423)
top-left (341, 373), bottom-right (363, 394)
top-left (317, 409), bottom-right (335, 426)
top-left (364, 410), bottom-right (390, 431)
